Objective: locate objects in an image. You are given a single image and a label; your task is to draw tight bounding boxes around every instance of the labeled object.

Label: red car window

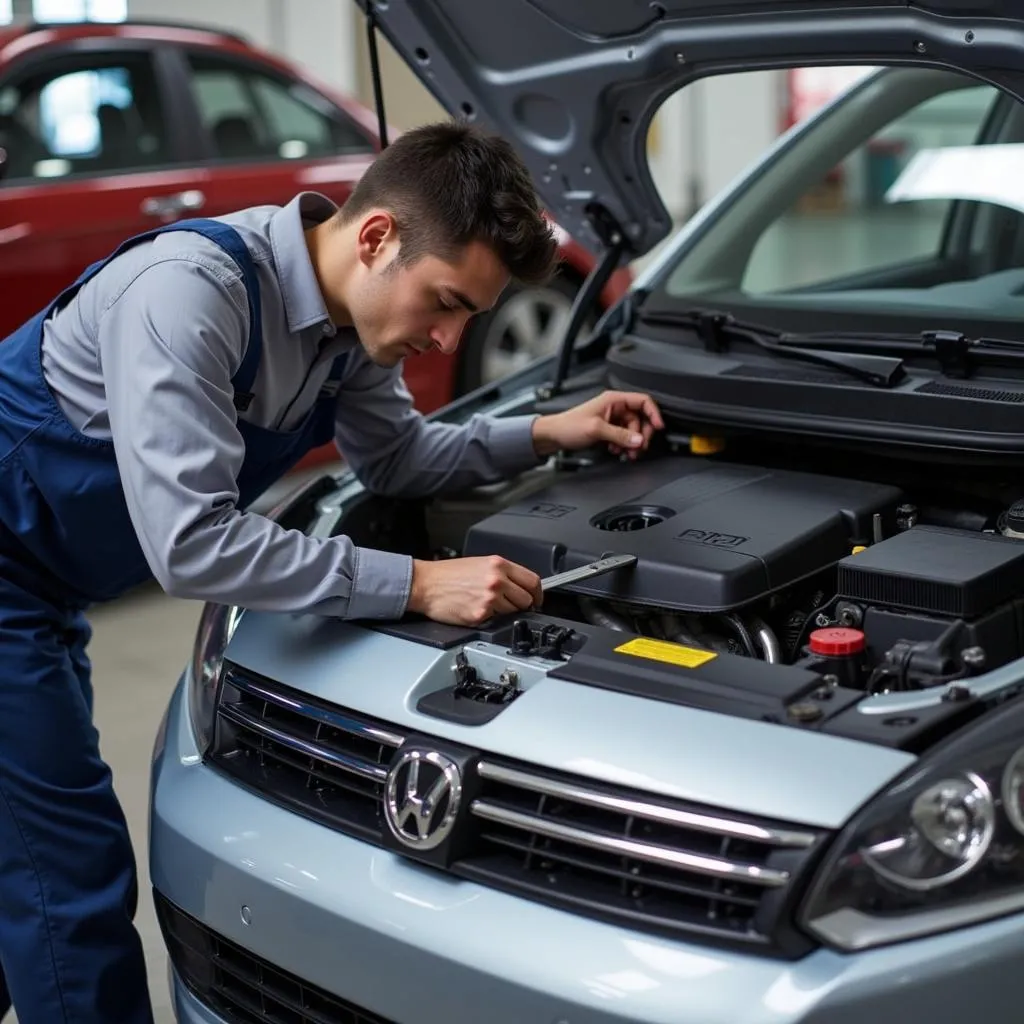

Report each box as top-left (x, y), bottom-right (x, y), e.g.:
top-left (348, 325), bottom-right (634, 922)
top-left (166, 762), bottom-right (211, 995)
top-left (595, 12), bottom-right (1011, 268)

top-left (183, 50), bottom-right (374, 164)
top-left (0, 50), bottom-right (169, 182)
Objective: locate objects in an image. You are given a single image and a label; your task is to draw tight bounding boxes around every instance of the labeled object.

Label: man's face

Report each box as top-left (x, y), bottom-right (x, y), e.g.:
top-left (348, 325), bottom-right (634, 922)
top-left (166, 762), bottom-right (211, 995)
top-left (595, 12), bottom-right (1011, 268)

top-left (346, 212), bottom-right (510, 368)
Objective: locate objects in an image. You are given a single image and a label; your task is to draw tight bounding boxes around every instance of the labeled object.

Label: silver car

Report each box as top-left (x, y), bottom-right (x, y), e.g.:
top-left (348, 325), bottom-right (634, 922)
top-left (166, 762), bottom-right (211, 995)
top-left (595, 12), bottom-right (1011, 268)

top-left (150, 1), bottom-right (1024, 1021)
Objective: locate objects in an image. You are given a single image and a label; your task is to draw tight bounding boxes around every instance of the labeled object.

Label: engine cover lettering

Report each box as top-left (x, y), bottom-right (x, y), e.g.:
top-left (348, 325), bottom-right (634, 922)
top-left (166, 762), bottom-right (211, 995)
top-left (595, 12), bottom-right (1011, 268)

top-left (677, 528), bottom-right (749, 548)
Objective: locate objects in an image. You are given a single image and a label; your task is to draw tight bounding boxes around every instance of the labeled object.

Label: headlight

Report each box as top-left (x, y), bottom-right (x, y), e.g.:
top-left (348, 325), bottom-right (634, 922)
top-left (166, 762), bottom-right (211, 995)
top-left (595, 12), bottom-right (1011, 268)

top-left (801, 693), bottom-right (1024, 951)
top-left (187, 602), bottom-right (243, 753)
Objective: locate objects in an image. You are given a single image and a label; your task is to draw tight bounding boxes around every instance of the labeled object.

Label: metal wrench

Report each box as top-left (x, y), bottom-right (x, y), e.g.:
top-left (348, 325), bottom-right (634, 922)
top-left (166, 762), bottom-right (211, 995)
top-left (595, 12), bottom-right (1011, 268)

top-left (541, 553), bottom-right (638, 593)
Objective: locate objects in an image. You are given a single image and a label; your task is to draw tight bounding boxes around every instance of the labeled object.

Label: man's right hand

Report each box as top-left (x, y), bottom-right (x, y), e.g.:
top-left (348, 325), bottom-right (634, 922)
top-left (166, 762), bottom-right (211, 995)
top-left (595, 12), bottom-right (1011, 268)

top-left (407, 556), bottom-right (543, 626)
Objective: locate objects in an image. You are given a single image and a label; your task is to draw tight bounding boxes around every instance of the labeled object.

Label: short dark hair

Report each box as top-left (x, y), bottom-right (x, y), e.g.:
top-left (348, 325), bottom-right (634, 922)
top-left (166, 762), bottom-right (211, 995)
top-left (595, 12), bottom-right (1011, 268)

top-left (336, 120), bottom-right (560, 286)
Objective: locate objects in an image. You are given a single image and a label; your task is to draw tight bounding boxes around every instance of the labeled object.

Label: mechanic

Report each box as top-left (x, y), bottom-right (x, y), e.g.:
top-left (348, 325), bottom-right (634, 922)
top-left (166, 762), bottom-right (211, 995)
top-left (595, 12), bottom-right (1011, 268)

top-left (0, 120), bottom-right (663, 1023)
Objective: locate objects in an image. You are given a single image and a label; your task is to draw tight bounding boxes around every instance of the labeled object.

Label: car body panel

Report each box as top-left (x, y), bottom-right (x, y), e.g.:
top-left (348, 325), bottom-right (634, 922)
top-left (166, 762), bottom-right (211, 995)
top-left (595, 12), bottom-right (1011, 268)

top-left (151, 676), bottom-right (1024, 1024)
top-left (360, 0), bottom-right (1024, 259)
top-left (225, 609), bottom-right (916, 829)
top-left (0, 167), bottom-right (203, 317)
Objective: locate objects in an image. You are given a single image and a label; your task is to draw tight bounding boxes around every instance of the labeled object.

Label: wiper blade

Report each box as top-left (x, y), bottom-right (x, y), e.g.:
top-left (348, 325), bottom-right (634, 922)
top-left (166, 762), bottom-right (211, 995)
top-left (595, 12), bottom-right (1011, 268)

top-left (776, 329), bottom-right (1024, 379)
top-left (637, 309), bottom-right (906, 388)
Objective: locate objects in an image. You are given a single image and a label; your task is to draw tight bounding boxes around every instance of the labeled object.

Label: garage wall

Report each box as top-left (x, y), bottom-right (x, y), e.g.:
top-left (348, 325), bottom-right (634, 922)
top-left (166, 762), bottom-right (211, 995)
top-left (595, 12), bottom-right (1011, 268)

top-left (352, 22), bottom-right (445, 132)
top-left (127, 0), bottom-right (358, 94)
top-left (650, 70), bottom-right (786, 226)
top-left (129, 0), bottom-right (271, 46)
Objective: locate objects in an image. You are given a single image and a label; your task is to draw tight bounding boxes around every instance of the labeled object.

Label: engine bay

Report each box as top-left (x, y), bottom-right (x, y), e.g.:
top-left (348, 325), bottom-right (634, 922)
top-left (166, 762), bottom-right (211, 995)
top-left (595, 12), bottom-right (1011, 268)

top-left (417, 448), bottom-right (1024, 690)
top-left (462, 456), bottom-right (900, 651)
top-left (333, 431), bottom-right (1024, 749)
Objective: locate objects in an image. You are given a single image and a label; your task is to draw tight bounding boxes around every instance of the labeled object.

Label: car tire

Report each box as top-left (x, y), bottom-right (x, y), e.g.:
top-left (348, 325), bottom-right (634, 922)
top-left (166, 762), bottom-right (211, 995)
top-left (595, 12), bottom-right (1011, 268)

top-left (455, 274), bottom-right (594, 395)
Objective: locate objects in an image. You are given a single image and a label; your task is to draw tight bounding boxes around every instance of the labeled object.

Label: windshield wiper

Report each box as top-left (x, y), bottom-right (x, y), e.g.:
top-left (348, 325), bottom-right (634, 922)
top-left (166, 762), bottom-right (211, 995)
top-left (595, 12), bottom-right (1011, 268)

top-left (636, 309), bottom-right (907, 388)
top-left (772, 329), bottom-right (1024, 379)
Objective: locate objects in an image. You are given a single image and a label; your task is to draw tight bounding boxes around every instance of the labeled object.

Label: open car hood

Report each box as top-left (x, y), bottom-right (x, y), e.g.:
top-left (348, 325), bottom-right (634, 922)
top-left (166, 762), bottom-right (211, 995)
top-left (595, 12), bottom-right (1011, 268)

top-left (356, 0), bottom-right (1024, 260)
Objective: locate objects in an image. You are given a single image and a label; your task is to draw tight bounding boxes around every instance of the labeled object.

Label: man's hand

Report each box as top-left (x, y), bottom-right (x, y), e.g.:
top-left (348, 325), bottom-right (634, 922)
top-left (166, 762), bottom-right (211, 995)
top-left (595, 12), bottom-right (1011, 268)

top-left (531, 390), bottom-right (665, 459)
top-left (408, 556), bottom-right (543, 626)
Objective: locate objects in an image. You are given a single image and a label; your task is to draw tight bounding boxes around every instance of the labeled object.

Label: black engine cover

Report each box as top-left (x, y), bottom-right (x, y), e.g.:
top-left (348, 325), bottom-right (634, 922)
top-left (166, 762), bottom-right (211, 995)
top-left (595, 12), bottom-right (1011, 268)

top-left (463, 458), bottom-right (902, 612)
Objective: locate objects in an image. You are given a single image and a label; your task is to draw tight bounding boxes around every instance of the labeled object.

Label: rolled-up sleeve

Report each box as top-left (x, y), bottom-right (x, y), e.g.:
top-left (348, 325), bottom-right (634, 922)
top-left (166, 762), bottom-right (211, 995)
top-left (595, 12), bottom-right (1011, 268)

top-left (99, 256), bottom-right (412, 619)
top-left (333, 355), bottom-right (543, 498)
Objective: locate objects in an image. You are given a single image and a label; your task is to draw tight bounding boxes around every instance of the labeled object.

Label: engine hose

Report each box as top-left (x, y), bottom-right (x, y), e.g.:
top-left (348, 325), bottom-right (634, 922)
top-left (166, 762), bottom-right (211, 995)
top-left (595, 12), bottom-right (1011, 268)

top-left (719, 613), bottom-right (759, 659)
top-left (579, 597), bottom-right (631, 632)
top-left (749, 616), bottom-right (782, 664)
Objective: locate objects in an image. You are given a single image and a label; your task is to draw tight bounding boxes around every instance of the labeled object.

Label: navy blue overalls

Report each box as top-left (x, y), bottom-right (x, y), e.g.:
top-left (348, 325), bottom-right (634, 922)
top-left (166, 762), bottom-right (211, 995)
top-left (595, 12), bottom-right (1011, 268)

top-left (0, 219), bottom-right (347, 1022)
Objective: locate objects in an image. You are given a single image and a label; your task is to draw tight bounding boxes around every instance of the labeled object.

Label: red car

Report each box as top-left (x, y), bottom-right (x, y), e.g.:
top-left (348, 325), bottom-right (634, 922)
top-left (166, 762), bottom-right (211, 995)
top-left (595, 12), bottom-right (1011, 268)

top-left (0, 18), bottom-right (631, 466)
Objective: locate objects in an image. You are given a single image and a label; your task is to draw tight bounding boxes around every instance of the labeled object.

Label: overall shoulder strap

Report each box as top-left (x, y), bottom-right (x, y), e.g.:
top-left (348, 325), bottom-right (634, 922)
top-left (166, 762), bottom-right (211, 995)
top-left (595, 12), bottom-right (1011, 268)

top-left (319, 352), bottom-right (349, 398)
top-left (145, 218), bottom-right (264, 411)
top-left (52, 218), bottom-right (264, 413)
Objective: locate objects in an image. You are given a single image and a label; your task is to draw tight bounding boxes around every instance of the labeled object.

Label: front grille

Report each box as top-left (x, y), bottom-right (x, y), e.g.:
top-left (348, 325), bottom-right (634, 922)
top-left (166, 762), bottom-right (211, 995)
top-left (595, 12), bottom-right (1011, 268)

top-left (209, 667), bottom-right (825, 955)
top-left (156, 893), bottom-right (393, 1024)
top-left (454, 760), bottom-right (820, 953)
top-left (209, 666), bottom-right (405, 842)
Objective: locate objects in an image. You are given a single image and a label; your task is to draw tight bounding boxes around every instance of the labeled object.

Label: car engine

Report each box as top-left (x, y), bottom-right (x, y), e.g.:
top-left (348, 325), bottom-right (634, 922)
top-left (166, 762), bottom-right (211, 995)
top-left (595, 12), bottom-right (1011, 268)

top-left (426, 451), bottom-right (1024, 695)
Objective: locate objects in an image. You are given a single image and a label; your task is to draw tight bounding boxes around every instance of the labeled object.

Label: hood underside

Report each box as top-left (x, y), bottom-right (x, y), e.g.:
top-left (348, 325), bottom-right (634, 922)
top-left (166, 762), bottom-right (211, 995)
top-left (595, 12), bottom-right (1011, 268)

top-left (357, 0), bottom-right (1024, 259)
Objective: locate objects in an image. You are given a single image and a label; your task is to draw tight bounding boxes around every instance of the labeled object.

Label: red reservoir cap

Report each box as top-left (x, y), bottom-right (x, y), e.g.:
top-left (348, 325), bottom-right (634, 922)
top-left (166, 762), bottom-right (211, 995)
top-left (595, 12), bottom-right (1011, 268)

top-left (809, 627), bottom-right (865, 656)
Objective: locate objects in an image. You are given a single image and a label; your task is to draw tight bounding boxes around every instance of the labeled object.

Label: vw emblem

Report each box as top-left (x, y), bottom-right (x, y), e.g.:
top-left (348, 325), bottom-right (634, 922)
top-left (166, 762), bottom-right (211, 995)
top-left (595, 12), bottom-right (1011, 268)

top-left (384, 748), bottom-right (462, 850)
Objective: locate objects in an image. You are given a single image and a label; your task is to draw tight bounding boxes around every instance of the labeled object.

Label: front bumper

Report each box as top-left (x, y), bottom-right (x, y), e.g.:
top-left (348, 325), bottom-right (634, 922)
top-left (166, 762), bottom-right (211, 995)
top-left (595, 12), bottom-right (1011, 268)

top-left (150, 675), bottom-right (1024, 1024)
top-left (168, 967), bottom-right (228, 1024)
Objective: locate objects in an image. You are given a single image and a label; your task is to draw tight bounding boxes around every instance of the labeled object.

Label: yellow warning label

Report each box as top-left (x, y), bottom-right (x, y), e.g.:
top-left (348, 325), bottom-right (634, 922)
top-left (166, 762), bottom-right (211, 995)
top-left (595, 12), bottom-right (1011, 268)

top-left (614, 637), bottom-right (718, 668)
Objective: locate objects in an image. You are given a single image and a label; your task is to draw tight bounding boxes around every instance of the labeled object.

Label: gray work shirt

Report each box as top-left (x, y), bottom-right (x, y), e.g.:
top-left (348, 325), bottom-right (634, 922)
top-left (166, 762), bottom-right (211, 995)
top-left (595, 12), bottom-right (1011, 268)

top-left (39, 191), bottom-right (542, 619)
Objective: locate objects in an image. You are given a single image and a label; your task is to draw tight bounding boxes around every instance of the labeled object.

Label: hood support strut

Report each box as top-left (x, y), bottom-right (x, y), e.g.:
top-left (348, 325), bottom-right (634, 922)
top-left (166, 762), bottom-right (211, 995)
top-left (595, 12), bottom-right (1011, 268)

top-left (365, 4), bottom-right (388, 148)
top-left (540, 204), bottom-right (631, 398)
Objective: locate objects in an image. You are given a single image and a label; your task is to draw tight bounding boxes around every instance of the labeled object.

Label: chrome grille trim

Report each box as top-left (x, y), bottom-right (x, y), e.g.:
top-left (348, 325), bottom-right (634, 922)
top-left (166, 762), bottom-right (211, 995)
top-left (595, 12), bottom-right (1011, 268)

top-left (225, 671), bottom-right (405, 748)
top-left (212, 667), bottom-right (406, 842)
top-left (471, 800), bottom-right (790, 887)
top-left (476, 760), bottom-right (816, 849)
top-left (219, 703), bottom-right (388, 784)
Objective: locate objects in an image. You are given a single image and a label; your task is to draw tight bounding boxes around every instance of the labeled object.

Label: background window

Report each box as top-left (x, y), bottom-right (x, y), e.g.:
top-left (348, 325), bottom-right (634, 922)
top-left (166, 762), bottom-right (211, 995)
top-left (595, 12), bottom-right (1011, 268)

top-left (251, 78), bottom-right (339, 160)
top-left (40, 66), bottom-right (134, 157)
top-left (186, 53), bottom-right (373, 162)
top-left (0, 54), bottom-right (168, 181)
top-left (33, 0), bottom-right (126, 21)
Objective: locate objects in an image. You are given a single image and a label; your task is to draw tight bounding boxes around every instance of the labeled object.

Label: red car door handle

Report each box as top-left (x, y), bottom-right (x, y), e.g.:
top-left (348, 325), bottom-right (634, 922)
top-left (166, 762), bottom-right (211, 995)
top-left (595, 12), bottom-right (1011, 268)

top-left (141, 190), bottom-right (206, 219)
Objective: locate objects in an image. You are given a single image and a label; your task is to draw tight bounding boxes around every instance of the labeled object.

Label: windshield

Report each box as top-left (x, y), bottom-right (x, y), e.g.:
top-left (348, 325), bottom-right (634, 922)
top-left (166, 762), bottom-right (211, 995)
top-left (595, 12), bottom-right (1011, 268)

top-left (646, 66), bottom-right (1024, 338)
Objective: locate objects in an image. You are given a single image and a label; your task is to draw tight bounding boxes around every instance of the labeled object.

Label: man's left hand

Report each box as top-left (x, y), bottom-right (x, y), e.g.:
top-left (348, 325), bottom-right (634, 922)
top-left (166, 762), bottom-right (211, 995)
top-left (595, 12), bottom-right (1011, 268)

top-left (531, 390), bottom-right (665, 459)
